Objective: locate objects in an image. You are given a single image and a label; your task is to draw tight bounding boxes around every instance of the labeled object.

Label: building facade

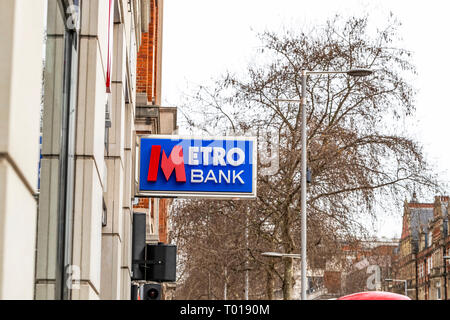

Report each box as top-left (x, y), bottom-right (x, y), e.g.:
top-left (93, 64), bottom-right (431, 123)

top-left (340, 239), bottom-right (398, 296)
top-left (0, 0), bottom-right (46, 300)
top-left (0, 0), bottom-right (175, 300)
top-left (288, 238), bottom-right (399, 300)
top-left (388, 195), bottom-right (449, 300)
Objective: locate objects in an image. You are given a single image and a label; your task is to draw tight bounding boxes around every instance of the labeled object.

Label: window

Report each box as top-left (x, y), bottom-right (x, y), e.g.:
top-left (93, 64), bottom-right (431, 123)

top-left (436, 281), bottom-right (441, 300)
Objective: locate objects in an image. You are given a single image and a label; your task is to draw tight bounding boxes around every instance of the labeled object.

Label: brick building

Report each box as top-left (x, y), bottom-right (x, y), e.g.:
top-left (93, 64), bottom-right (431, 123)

top-left (388, 194), bottom-right (450, 299)
top-left (290, 238), bottom-right (398, 299)
top-left (341, 239), bottom-right (398, 295)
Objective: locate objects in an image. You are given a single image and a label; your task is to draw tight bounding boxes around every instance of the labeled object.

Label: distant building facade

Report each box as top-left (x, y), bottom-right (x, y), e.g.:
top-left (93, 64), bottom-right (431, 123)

top-left (388, 195), bottom-right (449, 300)
top-left (289, 238), bottom-right (399, 299)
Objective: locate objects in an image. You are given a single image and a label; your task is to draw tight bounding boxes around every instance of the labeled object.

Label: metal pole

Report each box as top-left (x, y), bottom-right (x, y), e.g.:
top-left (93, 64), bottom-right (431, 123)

top-left (224, 267), bottom-right (227, 300)
top-left (387, 279), bottom-right (408, 297)
top-left (276, 68), bottom-right (372, 300)
top-left (300, 69), bottom-right (308, 300)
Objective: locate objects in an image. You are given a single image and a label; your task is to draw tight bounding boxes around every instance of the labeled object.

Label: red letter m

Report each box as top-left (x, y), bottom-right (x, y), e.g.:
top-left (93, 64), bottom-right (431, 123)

top-left (147, 145), bottom-right (186, 182)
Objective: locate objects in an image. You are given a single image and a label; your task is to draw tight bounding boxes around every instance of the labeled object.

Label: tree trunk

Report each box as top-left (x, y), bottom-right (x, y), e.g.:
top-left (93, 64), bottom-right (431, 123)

top-left (282, 257), bottom-right (294, 300)
top-left (266, 267), bottom-right (275, 300)
top-left (281, 205), bottom-right (295, 300)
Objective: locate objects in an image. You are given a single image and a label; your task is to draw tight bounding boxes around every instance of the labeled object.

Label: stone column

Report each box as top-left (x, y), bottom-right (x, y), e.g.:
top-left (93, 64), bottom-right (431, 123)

top-left (35, 0), bottom-right (65, 300)
top-left (70, 0), bottom-right (111, 299)
top-left (0, 0), bottom-right (45, 299)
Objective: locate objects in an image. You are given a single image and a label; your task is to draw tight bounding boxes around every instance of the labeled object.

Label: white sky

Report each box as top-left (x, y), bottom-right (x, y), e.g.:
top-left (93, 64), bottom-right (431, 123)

top-left (161, 0), bottom-right (450, 238)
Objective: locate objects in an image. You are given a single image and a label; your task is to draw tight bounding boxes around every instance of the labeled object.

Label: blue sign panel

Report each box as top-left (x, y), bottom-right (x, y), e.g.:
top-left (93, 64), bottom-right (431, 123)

top-left (138, 135), bottom-right (257, 198)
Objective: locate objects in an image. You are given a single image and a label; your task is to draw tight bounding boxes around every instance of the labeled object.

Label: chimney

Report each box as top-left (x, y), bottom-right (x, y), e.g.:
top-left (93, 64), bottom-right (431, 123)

top-left (411, 191), bottom-right (418, 203)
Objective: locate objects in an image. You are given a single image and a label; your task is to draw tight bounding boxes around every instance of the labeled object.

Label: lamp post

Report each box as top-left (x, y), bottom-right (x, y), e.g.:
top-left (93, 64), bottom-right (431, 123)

top-left (276, 68), bottom-right (373, 300)
top-left (261, 252), bottom-right (302, 259)
top-left (385, 278), bottom-right (408, 297)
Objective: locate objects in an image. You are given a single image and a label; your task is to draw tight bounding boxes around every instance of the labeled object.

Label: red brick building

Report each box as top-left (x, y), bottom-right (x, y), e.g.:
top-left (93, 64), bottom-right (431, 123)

top-left (389, 195), bottom-right (450, 299)
top-left (339, 239), bottom-right (398, 296)
top-left (305, 238), bottom-right (399, 299)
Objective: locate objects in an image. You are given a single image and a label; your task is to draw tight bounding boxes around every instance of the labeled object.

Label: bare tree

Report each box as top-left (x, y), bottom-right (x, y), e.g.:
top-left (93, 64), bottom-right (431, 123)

top-left (171, 15), bottom-right (441, 300)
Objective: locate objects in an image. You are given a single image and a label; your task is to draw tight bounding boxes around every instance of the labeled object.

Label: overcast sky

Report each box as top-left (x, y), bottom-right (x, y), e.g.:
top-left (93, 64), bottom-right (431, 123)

top-left (161, 0), bottom-right (450, 238)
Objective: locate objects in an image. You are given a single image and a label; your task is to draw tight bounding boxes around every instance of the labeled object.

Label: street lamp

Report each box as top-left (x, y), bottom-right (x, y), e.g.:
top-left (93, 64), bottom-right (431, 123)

top-left (306, 68), bottom-right (373, 77)
top-left (276, 67), bottom-right (373, 300)
top-left (261, 252), bottom-right (302, 259)
top-left (385, 278), bottom-right (407, 297)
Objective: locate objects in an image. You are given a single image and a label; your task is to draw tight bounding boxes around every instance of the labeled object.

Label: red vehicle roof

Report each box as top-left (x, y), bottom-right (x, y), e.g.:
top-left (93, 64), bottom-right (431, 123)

top-left (337, 291), bottom-right (411, 300)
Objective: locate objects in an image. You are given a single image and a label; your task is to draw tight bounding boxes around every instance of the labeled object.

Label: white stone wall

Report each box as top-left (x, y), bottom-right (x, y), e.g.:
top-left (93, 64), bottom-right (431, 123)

top-left (0, 0), bottom-right (46, 299)
top-left (1, 0), bottom-right (145, 300)
top-left (100, 1), bottom-right (138, 300)
top-left (35, 0), bottom-right (141, 300)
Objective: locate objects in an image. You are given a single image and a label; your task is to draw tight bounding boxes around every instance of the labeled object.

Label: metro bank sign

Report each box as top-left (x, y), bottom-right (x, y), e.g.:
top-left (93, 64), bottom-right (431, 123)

top-left (137, 135), bottom-right (257, 198)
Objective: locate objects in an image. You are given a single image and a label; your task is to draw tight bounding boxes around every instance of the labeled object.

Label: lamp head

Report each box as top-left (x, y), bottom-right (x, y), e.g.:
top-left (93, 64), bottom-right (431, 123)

top-left (346, 68), bottom-right (373, 77)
